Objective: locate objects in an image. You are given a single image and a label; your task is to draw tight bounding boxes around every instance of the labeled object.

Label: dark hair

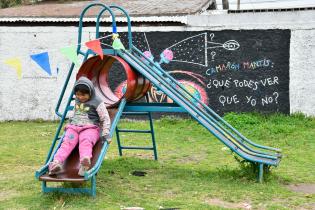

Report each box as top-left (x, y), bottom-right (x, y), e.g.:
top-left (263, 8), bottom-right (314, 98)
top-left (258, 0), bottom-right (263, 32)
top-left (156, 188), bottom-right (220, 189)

top-left (74, 84), bottom-right (90, 95)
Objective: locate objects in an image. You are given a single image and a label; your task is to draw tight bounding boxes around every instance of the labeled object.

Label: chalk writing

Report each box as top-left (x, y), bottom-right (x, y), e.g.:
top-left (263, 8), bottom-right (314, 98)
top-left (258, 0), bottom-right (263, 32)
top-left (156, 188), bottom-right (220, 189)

top-left (219, 95), bottom-right (240, 106)
top-left (244, 92), bottom-right (279, 107)
top-left (219, 92), bottom-right (279, 107)
top-left (206, 58), bottom-right (274, 75)
top-left (207, 76), bottom-right (279, 91)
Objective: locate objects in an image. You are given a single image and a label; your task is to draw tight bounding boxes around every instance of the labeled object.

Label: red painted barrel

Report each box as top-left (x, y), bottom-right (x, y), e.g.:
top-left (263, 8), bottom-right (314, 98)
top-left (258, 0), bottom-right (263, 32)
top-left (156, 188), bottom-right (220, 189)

top-left (76, 55), bottom-right (151, 107)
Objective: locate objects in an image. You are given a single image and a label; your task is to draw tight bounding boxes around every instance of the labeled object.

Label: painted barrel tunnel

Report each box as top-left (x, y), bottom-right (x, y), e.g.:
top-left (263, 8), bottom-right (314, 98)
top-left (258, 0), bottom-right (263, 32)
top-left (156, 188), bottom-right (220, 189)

top-left (76, 55), bottom-right (151, 107)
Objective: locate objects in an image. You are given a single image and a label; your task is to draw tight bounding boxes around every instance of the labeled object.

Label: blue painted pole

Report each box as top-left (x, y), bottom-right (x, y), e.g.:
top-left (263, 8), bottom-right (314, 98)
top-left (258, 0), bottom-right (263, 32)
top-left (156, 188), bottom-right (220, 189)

top-left (109, 5), bottom-right (133, 51)
top-left (116, 127), bottom-right (123, 156)
top-left (148, 112), bottom-right (158, 160)
top-left (95, 6), bottom-right (117, 38)
top-left (258, 163), bottom-right (264, 183)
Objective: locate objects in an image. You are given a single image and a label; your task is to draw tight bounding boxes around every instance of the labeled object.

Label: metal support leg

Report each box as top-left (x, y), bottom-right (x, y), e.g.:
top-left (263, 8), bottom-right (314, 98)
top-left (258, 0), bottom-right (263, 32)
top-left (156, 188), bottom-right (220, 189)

top-left (148, 112), bottom-right (158, 160)
top-left (115, 127), bottom-right (123, 156)
top-left (42, 181), bottom-right (47, 193)
top-left (258, 163), bottom-right (264, 183)
top-left (91, 175), bottom-right (96, 197)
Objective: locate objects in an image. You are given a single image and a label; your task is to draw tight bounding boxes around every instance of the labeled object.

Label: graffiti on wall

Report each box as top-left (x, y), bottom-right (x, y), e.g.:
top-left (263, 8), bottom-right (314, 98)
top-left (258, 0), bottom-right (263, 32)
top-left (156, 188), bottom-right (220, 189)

top-left (102, 30), bottom-right (290, 114)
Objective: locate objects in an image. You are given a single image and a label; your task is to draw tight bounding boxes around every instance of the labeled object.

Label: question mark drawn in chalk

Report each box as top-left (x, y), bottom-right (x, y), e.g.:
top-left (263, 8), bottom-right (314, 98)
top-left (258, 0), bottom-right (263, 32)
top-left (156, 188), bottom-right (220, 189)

top-left (209, 33), bottom-right (215, 41)
top-left (211, 51), bottom-right (216, 61)
top-left (273, 92), bottom-right (279, 103)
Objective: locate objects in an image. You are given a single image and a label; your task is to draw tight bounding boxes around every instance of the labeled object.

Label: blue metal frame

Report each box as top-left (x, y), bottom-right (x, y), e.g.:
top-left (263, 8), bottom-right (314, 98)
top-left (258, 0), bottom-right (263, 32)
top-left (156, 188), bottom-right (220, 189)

top-left (41, 176), bottom-right (96, 197)
top-left (124, 102), bottom-right (187, 113)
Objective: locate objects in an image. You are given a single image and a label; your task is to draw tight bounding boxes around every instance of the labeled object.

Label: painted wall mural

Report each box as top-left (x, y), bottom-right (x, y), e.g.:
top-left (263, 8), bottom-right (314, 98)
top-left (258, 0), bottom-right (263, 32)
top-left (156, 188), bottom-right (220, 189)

top-left (101, 30), bottom-right (290, 115)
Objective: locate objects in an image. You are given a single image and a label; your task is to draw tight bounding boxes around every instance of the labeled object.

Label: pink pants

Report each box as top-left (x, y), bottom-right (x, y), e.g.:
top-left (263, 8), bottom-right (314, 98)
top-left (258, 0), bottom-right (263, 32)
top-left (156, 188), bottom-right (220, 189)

top-left (54, 124), bottom-right (100, 163)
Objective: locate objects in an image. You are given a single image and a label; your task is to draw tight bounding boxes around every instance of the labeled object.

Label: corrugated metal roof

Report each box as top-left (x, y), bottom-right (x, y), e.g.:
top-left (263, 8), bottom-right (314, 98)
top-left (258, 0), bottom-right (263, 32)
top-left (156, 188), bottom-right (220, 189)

top-left (0, 0), bottom-right (212, 23)
top-left (218, 0), bottom-right (315, 10)
top-left (0, 16), bottom-right (188, 24)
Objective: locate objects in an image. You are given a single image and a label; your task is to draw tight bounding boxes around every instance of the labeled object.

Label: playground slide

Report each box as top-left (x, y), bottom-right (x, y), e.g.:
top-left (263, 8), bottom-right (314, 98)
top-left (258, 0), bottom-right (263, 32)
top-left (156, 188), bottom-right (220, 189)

top-left (117, 46), bottom-right (282, 168)
top-left (37, 108), bottom-right (119, 183)
top-left (34, 3), bottom-right (282, 196)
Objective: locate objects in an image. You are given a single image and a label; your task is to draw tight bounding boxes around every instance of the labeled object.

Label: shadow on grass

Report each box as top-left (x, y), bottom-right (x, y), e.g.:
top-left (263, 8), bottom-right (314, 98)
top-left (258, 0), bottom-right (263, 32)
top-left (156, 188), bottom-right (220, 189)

top-left (37, 157), bottom-right (286, 205)
top-left (98, 157), bottom-right (281, 183)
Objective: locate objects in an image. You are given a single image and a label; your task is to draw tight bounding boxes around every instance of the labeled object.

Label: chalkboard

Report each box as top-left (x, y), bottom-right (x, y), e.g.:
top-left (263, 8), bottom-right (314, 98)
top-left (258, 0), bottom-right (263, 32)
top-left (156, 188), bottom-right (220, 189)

top-left (101, 30), bottom-right (290, 115)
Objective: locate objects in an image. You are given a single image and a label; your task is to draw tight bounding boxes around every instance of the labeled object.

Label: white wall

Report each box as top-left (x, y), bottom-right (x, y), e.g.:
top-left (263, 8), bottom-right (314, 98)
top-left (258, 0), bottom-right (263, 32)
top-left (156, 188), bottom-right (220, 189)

top-left (0, 10), bottom-right (314, 121)
top-left (0, 27), bottom-right (88, 121)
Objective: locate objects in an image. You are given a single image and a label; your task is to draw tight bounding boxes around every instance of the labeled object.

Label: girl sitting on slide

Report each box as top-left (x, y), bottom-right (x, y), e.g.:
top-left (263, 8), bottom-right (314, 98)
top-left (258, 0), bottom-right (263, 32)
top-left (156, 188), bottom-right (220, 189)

top-left (49, 76), bottom-right (111, 176)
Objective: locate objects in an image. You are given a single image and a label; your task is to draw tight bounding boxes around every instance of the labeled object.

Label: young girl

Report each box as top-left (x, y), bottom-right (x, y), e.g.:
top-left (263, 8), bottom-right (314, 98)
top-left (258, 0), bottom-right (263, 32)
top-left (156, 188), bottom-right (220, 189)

top-left (49, 76), bottom-right (111, 176)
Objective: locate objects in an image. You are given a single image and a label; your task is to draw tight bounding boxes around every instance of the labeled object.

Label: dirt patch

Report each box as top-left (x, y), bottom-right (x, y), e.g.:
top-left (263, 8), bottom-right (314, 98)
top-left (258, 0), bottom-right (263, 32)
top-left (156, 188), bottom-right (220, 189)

top-left (204, 198), bottom-right (252, 209)
top-left (286, 183), bottom-right (315, 194)
top-left (0, 190), bottom-right (20, 202)
top-left (176, 153), bottom-right (207, 164)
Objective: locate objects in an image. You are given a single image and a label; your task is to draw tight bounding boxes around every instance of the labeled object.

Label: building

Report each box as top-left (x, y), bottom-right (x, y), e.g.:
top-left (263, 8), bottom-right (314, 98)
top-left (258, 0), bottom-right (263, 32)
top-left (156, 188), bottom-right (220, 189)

top-left (0, 0), bottom-right (314, 120)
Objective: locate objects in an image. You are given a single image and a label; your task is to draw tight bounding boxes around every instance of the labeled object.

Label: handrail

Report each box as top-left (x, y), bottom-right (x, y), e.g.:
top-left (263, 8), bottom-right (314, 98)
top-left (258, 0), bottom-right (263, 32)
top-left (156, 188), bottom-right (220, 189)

top-left (77, 3), bottom-right (117, 49)
top-left (48, 90), bottom-right (74, 163)
top-left (95, 5), bottom-right (133, 51)
top-left (109, 5), bottom-right (133, 51)
top-left (54, 63), bottom-right (75, 118)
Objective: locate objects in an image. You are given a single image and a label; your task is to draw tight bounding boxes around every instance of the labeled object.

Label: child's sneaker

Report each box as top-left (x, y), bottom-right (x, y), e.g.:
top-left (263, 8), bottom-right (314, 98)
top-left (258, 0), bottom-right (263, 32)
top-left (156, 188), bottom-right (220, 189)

top-left (78, 157), bottom-right (91, 176)
top-left (48, 160), bottom-right (64, 175)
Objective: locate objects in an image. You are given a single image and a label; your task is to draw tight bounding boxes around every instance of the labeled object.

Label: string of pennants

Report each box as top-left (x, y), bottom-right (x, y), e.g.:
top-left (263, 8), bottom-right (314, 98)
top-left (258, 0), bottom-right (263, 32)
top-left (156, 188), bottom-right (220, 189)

top-left (3, 34), bottom-right (125, 79)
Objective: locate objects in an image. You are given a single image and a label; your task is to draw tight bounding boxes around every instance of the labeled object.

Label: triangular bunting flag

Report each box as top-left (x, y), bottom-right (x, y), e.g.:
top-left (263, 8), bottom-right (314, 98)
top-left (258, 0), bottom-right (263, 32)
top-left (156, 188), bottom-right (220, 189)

top-left (112, 38), bottom-right (125, 50)
top-left (60, 45), bottom-right (79, 66)
top-left (30, 52), bottom-right (52, 76)
top-left (4, 57), bottom-right (22, 79)
top-left (85, 39), bottom-right (103, 59)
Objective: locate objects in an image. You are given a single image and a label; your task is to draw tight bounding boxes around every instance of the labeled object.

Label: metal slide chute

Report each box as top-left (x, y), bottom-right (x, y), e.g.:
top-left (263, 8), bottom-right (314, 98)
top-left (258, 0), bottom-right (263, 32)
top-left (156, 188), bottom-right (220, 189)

top-left (116, 45), bottom-right (282, 182)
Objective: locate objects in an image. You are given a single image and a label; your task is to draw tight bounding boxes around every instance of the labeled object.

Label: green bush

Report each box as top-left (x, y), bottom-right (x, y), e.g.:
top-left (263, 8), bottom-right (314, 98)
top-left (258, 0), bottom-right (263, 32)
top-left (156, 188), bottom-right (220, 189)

top-left (0, 0), bottom-right (22, 8)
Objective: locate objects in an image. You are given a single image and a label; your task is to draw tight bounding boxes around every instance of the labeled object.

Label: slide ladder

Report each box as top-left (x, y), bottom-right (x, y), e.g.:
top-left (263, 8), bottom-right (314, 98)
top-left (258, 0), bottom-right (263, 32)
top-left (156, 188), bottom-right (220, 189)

top-left (116, 95), bottom-right (158, 160)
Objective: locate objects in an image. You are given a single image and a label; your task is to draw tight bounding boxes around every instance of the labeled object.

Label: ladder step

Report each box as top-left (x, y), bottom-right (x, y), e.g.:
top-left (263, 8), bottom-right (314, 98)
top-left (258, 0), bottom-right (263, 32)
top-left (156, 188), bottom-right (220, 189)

top-left (122, 112), bottom-right (149, 115)
top-left (67, 106), bottom-right (74, 111)
top-left (117, 129), bottom-right (152, 133)
top-left (120, 146), bottom-right (154, 150)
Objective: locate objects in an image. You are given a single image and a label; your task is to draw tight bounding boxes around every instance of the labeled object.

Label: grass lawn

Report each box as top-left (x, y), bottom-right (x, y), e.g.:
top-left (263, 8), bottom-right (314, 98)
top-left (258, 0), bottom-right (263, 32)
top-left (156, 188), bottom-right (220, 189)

top-left (0, 113), bottom-right (315, 209)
